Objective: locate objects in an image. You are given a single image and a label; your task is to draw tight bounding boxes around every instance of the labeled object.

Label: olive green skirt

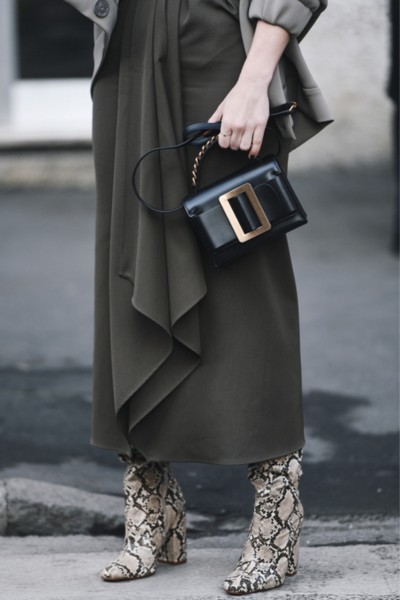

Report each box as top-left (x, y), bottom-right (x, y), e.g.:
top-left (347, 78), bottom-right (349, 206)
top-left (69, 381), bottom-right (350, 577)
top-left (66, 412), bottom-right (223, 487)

top-left (91, 0), bottom-right (304, 464)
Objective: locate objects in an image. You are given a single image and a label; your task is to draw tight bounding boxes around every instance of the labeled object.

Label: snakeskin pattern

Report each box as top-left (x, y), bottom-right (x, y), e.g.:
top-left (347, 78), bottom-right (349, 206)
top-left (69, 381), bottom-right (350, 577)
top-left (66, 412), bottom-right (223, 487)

top-left (100, 452), bottom-right (187, 581)
top-left (223, 450), bottom-right (304, 595)
top-left (158, 464), bottom-right (187, 564)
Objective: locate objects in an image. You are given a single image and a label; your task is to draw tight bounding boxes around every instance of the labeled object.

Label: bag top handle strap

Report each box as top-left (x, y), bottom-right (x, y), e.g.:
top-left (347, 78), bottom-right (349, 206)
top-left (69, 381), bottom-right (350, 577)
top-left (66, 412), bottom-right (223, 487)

top-left (131, 124), bottom-right (218, 215)
top-left (131, 102), bottom-right (297, 215)
top-left (190, 124), bottom-right (283, 192)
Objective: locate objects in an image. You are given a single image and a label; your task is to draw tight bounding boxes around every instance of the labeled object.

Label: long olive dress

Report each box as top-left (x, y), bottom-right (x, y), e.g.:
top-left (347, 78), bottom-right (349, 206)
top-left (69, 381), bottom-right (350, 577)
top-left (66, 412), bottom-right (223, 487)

top-left (91, 0), bottom-right (304, 464)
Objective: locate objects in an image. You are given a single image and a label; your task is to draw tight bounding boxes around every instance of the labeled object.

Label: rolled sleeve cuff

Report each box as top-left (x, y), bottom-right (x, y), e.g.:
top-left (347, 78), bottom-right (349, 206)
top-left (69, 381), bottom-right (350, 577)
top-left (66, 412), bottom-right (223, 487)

top-left (249, 0), bottom-right (317, 37)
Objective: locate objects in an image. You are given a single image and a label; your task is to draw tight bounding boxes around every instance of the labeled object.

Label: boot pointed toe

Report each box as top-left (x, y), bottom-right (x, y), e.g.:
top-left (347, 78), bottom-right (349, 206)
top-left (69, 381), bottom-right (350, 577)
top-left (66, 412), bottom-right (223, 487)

top-left (100, 562), bottom-right (135, 581)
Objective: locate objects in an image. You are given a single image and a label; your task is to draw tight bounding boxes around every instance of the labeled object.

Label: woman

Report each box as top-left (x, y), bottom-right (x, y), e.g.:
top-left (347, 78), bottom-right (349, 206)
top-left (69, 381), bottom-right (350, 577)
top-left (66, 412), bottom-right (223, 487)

top-left (64, 0), bottom-right (332, 594)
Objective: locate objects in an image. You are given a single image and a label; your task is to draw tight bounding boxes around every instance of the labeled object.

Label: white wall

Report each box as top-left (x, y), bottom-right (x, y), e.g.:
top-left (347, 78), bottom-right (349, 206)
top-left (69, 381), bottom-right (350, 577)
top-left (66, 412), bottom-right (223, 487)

top-left (290, 0), bottom-right (394, 170)
top-left (0, 0), bottom-right (17, 124)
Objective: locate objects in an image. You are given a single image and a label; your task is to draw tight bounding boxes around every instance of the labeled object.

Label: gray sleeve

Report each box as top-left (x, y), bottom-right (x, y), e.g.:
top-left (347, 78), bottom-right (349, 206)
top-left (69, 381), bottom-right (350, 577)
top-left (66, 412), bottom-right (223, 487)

top-left (248, 0), bottom-right (328, 39)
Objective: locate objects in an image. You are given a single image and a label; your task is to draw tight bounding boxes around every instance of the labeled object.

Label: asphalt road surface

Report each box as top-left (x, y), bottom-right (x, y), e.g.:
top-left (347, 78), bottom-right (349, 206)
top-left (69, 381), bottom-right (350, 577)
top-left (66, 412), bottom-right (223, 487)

top-left (0, 162), bottom-right (398, 522)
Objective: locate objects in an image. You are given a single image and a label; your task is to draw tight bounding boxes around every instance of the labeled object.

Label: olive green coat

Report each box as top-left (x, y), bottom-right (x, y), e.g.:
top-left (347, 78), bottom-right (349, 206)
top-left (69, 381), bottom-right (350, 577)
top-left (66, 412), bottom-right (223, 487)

top-left (63, 0), bottom-right (333, 464)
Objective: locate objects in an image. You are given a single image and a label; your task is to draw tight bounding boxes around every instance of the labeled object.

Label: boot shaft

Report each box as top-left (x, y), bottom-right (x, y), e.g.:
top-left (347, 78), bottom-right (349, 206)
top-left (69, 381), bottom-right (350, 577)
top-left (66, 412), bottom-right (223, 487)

top-left (248, 449), bottom-right (303, 497)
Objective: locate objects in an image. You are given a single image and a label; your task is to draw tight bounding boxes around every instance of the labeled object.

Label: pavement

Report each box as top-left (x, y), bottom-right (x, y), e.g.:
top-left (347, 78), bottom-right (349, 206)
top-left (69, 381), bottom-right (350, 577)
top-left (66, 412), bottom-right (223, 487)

top-left (0, 535), bottom-right (398, 600)
top-left (0, 148), bottom-right (398, 598)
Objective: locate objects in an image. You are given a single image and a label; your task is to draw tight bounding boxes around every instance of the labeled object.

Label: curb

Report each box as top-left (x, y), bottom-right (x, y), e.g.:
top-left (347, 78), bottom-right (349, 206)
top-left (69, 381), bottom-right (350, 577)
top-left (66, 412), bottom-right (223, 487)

top-left (0, 478), bottom-right (399, 545)
top-left (0, 478), bottom-right (214, 537)
top-left (0, 477), bottom-right (123, 536)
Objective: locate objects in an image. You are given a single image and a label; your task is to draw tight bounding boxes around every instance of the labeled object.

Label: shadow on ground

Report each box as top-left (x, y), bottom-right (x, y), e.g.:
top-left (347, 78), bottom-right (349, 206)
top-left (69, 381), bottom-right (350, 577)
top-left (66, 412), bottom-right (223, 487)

top-left (0, 368), bottom-right (398, 519)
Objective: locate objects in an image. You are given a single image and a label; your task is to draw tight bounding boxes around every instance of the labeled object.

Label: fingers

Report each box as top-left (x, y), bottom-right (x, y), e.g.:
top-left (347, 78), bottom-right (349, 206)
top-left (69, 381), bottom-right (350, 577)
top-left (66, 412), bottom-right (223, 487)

top-left (208, 104), bottom-right (223, 124)
top-left (217, 119), bottom-right (268, 156)
top-left (248, 123), bottom-right (267, 157)
top-left (218, 127), bottom-right (233, 150)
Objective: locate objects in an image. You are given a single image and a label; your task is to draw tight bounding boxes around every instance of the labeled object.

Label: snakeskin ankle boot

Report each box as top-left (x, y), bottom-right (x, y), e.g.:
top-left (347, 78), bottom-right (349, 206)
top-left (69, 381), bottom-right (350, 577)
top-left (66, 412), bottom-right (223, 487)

top-left (223, 450), bottom-right (304, 595)
top-left (100, 452), bottom-right (187, 581)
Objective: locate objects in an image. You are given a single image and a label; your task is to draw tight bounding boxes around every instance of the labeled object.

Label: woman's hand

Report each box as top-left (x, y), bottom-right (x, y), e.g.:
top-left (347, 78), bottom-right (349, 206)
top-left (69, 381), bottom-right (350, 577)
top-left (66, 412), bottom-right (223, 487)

top-left (208, 79), bottom-right (270, 158)
top-left (208, 20), bottom-right (290, 158)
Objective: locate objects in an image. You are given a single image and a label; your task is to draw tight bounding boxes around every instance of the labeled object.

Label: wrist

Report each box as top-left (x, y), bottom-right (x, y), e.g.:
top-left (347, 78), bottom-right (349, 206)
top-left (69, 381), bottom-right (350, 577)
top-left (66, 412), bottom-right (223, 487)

top-left (238, 65), bottom-right (274, 88)
top-left (237, 19), bottom-right (289, 88)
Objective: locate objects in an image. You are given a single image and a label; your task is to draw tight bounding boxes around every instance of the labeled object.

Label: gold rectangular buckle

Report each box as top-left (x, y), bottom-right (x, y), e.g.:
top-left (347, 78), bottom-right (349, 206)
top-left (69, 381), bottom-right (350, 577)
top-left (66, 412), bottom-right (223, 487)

top-left (219, 182), bottom-right (271, 243)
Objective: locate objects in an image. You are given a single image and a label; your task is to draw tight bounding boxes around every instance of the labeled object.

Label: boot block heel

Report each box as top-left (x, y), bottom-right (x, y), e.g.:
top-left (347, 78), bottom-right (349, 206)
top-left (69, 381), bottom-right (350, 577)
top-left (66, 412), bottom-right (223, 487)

top-left (287, 498), bottom-right (304, 577)
top-left (158, 508), bottom-right (187, 564)
top-left (287, 532), bottom-right (301, 576)
top-left (158, 466), bottom-right (187, 565)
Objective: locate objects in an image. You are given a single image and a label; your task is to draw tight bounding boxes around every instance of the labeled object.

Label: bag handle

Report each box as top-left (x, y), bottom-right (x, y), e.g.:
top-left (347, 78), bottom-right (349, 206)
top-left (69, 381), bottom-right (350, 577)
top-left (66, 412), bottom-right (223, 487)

top-left (131, 101), bottom-right (297, 216)
top-left (190, 124), bottom-right (284, 192)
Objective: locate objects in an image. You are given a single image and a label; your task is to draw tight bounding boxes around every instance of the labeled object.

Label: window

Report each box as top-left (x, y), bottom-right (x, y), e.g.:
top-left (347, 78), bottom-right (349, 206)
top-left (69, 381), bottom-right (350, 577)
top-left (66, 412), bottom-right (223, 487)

top-left (18, 0), bottom-right (93, 79)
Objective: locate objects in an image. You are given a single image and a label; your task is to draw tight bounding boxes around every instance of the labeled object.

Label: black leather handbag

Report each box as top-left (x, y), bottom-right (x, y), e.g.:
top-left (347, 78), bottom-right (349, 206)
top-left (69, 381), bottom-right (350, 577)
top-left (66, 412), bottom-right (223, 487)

top-left (132, 102), bottom-right (307, 268)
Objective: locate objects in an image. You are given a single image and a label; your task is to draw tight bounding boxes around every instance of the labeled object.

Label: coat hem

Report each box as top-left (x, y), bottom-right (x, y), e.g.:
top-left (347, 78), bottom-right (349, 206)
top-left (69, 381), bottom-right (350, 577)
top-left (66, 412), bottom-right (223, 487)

top-left (89, 436), bottom-right (306, 465)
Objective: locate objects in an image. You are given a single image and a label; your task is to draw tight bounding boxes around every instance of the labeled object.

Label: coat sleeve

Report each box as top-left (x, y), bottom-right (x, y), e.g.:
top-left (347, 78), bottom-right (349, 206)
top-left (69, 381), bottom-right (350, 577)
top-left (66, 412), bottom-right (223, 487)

top-left (248, 0), bottom-right (327, 40)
